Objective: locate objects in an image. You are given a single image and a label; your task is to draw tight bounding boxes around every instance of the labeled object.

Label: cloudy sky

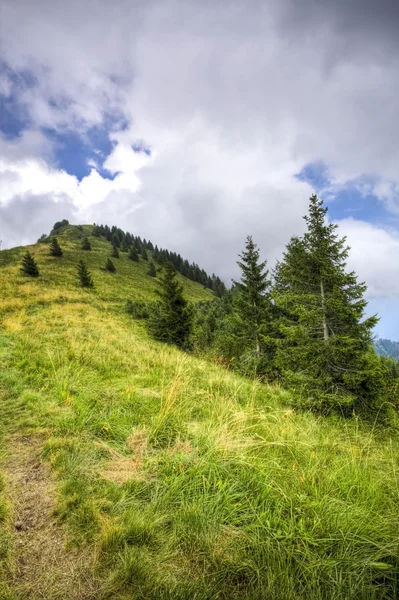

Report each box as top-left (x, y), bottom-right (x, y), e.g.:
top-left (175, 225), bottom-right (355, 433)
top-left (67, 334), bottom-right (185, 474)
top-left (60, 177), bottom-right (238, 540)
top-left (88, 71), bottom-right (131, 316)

top-left (0, 0), bottom-right (398, 337)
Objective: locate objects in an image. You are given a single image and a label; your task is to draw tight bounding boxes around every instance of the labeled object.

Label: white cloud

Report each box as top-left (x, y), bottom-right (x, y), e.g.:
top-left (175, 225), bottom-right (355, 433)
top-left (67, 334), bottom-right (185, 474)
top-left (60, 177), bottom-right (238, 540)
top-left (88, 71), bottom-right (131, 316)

top-left (336, 218), bottom-right (399, 298)
top-left (0, 0), bottom-right (398, 332)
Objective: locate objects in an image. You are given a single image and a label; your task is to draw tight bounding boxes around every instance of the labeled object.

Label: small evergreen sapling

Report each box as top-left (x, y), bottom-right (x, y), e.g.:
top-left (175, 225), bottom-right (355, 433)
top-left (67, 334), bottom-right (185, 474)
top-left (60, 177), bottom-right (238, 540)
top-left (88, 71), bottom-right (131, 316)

top-left (49, 237), bottom-right (63, 256)
top-left (105, 258), bottom-right (116, 273)
top-left (111, 243), bottom-right (119, 258)
top-left (129, 247), bottom-right (139, 262)
top-left (77, 260), bottom-right (93, 288)
top-left (147, 262), bottom-right (156, 277)
top-left (81, 236), bottom-right (91, 250)
top-left (20, 251), bottom-right (39, 277)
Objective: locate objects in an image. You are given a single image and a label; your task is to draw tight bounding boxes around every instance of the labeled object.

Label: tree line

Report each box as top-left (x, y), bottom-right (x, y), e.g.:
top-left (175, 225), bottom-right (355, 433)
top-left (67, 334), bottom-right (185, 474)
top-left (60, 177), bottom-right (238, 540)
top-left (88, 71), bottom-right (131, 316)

top-left (138, 195), bottom-right (399, 420)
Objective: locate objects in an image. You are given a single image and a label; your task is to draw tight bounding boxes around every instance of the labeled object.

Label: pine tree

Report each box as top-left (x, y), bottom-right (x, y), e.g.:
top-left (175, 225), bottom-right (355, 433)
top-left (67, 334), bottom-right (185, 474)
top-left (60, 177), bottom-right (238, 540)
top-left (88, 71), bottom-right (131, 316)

top-left (49, 237), bottom-right (63, 256)
top-left (129, 247), bottom-right (139, 262)
top-left (147, 262), bottom-right (156, 277)
top-left (141, 247), bottom-right (148, 261)
top-left (20, 251), bottom-right (39, 277)
top-left (121, 238), bottom-right (129, 252)
top-left (92, 224), bottom-right (102, 237)
top-left (230, 236), bottom-right (274, 375)
top-left (112, 233), bottom-right (120, 248)
top-left (105, 258), bottom-right (116, 273)
top-left (111, 243), bottom-right (119, 258)
top-left (81, 237), bottom-right (91, 251)
top-left (274, 194), bottom-right (379, 414)
top-left (77, 260), bottom-right (93, 288)
top-left (148, 261), bottom-right (192, 348)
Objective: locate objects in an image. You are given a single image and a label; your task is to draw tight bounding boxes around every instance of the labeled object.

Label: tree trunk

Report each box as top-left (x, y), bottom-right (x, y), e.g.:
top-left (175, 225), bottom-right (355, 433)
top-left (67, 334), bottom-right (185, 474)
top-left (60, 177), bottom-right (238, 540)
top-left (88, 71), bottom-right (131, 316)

top-left (320, 278), bottom-right (329, 341)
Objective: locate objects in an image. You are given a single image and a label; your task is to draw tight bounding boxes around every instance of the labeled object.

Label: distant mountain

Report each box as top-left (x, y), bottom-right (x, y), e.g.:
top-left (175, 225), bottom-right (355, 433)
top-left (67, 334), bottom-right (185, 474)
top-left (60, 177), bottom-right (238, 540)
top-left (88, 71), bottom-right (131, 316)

top-left (375, 338), bottom-right (399, 360)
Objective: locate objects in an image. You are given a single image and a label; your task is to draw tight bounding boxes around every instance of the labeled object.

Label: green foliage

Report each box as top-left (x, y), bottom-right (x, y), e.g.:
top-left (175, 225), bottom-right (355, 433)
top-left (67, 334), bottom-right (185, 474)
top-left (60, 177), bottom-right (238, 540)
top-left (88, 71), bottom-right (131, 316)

top-left (230, 236), bottom-right (275, 376)
top-left (49, 237), bottom-right (63, 257)
top-left (141, 247), bottom-right (148, 261)
top-left (147, 262), bottom-right (156, 277)
top-left (105, 258), bottom-right (116, 273)
top-left (126, 300), bottom-right (151, 319)
top-left (37, 233), bottom-right (48, 243)
top-left (77, 260), bottom-right (93, 288)
top-left (52, 219), bottom-right (69, 233)
top-left (148, 262), bottom-right (192, 348)
top-left (92, 224), bottom-right (102, 237)
top-left (274, 195), bottom-right (380, 416)
top-left (121, 239), bottom-right (129, 253)
top-left (129, 247), bottom-right (139, 262)
top-left (81, 237), bottom-right (91, 251)
top-left (111, 243), bottom-right (119, 258)
top-left (20, 251), bottom-right (39, 277)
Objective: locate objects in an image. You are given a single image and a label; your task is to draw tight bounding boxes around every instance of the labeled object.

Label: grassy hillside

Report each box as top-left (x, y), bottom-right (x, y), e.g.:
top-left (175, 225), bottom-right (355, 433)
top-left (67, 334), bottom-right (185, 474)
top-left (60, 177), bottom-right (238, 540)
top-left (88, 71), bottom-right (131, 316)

top-left (0, 227), bottom-right (399, 599)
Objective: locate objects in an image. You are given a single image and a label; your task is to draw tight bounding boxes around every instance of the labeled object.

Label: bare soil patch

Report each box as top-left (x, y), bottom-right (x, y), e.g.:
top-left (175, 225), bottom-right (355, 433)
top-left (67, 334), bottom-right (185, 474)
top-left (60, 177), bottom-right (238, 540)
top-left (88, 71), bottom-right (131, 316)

top-left (3, 434), bottom-right (101, 599)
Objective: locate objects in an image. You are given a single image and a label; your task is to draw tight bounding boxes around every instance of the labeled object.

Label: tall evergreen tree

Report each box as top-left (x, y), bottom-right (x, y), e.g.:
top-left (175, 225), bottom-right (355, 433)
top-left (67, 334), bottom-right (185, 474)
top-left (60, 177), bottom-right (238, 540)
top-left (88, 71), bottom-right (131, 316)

top-left (81, 236), bottom-right (91, 251)
top-left (121, 238), bottom-right (129, 252)
top-left (129, 247), bottom-right (139, 262)
top-left (230, 236), bottom-right (274, 375)
top-left (274, 194), bottom-right (379, 413)
top-left (77, 260), bottom-right (94, 288)
top-left (141, 247), bottom-right (149, 261)
top-left (20, 251), bottom-right (39, 277)
top-left (148, 261), bottom-right (192, 348)
top-left (147, 262), bottom-right (156, 277)
top-left (49, 237), bottom-right (63, 256)
top-left (111, 243), bottom-right (119, 258)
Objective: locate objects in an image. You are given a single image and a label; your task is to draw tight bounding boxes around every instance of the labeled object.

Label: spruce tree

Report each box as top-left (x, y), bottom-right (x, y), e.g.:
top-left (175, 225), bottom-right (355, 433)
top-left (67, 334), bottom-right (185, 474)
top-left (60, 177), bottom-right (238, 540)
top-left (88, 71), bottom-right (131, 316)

top-left (81, 236), bottom-right (91, 251)
top-left (274, 194), bottom-right (379, 414)
top-left (77, 260), bottom-right (93, 288)
top-left (231, 236), bottom-right (274, 375)
top-left (121, 238), bottom-right (129, 252)
top-left (147, 262), bottom-right (156, 277)
top-left (105, 258), bottom-right (116, 273)
top-left (148, 261), bottom-right (191, 348)
top-left (141, 247), bottom-right (148, 261)
top-left (20, 251), bottom-right (39, 277)
top-left (111, 243), bottom-right (119, 258)
top-left (49, 237), bottom-right (63, 256)
top-left (129, 247), bottom-right (139, 262)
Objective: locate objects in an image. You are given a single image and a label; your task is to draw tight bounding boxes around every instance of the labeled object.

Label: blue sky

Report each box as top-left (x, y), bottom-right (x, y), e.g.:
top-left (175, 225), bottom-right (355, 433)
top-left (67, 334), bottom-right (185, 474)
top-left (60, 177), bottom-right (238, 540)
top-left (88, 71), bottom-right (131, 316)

top-left (0, 0), bottom-right (398, 339)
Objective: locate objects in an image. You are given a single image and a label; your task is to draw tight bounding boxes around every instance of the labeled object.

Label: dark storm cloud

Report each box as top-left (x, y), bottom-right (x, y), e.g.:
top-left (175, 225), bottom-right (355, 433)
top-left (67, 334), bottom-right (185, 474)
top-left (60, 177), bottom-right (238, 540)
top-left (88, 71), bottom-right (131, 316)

top-left (278, 0), bottom-right (399, 53)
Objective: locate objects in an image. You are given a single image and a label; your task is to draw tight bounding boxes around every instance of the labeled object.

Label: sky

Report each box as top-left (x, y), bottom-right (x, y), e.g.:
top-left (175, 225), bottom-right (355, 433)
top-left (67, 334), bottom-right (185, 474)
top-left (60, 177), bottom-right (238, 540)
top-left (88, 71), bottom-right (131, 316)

top-left (0, 0), bottom-right (398, 338)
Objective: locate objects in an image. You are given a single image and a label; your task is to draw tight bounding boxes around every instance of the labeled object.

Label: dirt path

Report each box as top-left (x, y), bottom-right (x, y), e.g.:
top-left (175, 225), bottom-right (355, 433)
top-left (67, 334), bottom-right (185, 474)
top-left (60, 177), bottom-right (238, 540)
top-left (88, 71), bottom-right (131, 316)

top-left (2, 435), bottom-right (101, 600)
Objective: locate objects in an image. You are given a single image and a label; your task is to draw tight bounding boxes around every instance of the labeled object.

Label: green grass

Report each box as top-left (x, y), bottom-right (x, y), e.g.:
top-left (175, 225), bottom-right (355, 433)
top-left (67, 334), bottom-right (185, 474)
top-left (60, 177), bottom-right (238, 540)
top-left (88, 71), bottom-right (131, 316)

top-left (0, 226), bottom-right (399, 599)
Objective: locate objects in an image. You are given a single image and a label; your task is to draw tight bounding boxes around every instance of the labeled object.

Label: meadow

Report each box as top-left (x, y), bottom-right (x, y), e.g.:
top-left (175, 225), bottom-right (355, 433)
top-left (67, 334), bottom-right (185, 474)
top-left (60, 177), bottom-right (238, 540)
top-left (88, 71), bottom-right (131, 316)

top-left (0, 226), bottom-right (398, 599)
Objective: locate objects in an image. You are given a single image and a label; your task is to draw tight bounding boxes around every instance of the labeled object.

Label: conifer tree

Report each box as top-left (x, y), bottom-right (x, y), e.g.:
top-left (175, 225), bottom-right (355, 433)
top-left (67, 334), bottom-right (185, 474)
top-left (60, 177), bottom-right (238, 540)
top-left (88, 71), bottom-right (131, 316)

top-left (20, 251), bottom-right (39, 277)
top-left (77, 260), bottom-right (93, 288)
top-left (129, 247), bottom-right (139, 262)
top-left (141, 247), bottom-right (148, 261)
top-left (147, 262), bottom-right (156, 277)
top-left (230, 236), bottom-right (274, 374)
top-left (121, 238), bottom-right (129, 252)
top-left (49, 237), bottom-right (63, 256)
top-left (92, 224), bottom-right (102, 237)
top-left (105, 258), bottom-right (116, 273)
top-left (274, 194), bottom-right (379, 413)
top-left (112, 233), bottom-right (120, 248)
top-left (111, 243), bottom-right (119, 258)
top-left (81, 236), bottom-right (91, 251)
top-left (148, 261), bottom-right (191, 348)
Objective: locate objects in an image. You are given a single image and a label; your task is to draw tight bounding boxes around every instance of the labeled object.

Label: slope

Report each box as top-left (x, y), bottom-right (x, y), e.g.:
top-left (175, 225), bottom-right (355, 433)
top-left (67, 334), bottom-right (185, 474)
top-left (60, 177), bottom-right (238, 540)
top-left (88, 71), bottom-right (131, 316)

top-left (0, 229), bottom-right (399, 599)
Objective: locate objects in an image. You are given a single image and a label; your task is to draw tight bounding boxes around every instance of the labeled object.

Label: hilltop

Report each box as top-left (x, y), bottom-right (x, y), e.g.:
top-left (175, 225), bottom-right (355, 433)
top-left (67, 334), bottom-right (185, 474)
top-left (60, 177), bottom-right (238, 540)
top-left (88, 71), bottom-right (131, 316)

top-left (0, 226), bottom-right (399, 599)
